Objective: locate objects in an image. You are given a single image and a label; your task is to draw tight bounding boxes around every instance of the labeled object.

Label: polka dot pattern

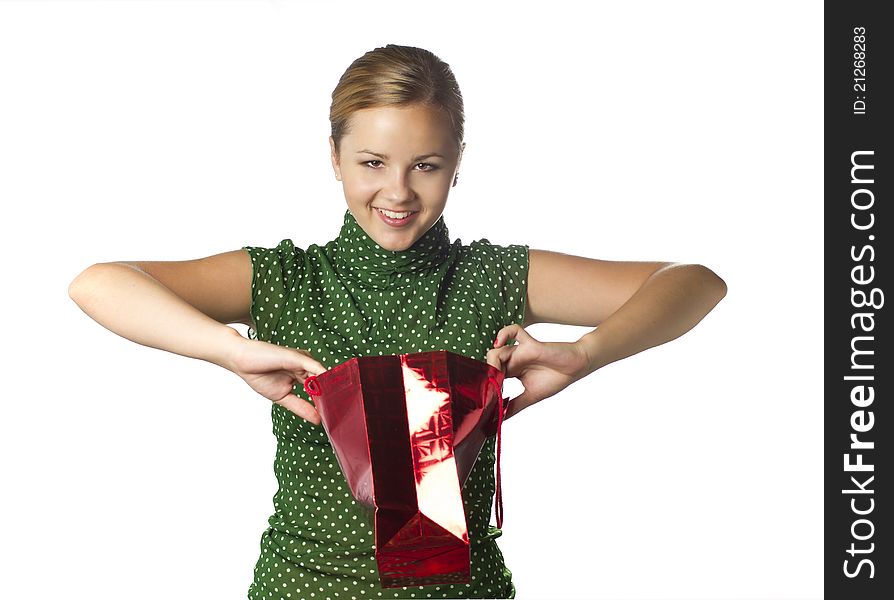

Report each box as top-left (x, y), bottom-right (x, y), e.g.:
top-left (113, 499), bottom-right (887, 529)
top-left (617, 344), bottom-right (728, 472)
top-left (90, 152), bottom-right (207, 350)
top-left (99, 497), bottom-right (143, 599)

top-left (241, 209), bottom-right (528, 599)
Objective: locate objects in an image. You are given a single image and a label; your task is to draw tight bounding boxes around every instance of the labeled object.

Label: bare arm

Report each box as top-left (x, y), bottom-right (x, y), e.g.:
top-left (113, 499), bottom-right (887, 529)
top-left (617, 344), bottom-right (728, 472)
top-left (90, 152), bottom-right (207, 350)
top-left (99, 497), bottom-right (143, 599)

top-left (68, 251), bottom-right (251, 372)
top-left (69, 250), bottom-right (328, 423)
top-left (575, 263), bottom-right (727, 375)
top-left (521, 249), bottom-right (727, 374)
top-left (488, 250), bottom-right (727, 419)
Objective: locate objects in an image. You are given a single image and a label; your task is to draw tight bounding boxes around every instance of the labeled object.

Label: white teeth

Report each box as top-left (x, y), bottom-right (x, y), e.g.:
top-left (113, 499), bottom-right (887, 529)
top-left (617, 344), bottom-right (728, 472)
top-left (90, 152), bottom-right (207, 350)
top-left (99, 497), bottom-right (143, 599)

top-left (378, 208), bottom-right (413, 219)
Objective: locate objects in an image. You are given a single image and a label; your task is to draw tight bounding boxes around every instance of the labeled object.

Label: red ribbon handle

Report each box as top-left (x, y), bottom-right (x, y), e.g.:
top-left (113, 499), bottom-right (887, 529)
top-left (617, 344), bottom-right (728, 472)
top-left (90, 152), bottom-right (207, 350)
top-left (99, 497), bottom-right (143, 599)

top-left (486, 375), bottom-right (509, 530)
top-left (304, 375), bottom-right (321, 397)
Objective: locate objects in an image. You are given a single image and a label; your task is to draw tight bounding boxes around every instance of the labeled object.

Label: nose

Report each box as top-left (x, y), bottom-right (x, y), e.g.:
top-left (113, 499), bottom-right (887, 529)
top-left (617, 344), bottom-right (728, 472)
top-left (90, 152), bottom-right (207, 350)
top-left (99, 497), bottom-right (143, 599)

top-left (382, 169), bottom-right (415, 203)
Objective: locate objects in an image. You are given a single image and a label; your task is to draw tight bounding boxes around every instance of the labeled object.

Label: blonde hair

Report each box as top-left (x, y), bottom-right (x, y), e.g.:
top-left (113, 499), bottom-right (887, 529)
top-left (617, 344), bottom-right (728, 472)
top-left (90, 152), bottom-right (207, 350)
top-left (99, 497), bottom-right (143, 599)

top-left (329, 44), bottom-right (465, 157)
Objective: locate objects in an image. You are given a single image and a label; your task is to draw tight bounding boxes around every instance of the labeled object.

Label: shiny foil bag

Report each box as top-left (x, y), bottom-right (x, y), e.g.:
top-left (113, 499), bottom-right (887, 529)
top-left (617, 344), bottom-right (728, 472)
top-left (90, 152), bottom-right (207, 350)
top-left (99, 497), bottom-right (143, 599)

top-left (303, 350), bottom-right (508, 589)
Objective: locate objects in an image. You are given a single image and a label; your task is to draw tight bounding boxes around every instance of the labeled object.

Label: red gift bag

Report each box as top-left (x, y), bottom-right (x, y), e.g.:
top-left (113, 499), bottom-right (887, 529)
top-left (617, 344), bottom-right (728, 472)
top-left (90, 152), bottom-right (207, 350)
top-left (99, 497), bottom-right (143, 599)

top-left (303, 350), bottom-right (509, 588)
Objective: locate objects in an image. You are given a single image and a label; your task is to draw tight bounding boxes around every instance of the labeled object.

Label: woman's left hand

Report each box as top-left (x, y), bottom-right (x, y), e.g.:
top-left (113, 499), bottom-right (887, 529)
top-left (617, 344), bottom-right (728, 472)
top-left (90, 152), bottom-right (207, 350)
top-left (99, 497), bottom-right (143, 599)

top-left (485, 323), bottom-right (592, 420)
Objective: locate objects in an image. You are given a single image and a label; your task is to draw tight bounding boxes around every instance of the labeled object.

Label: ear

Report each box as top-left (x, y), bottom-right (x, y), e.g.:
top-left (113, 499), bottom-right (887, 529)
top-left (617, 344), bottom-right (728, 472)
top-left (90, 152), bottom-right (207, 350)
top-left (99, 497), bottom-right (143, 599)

top-left (453, 142), bottom-right (465, 187)
top-left (329, 136), bottom-right (342, 181)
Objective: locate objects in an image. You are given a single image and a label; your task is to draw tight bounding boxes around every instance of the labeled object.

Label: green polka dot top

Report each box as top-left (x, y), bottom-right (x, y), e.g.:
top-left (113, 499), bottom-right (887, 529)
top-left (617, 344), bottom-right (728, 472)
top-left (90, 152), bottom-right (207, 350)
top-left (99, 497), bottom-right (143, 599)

top-left (241, 208), bottom-right (529, 599)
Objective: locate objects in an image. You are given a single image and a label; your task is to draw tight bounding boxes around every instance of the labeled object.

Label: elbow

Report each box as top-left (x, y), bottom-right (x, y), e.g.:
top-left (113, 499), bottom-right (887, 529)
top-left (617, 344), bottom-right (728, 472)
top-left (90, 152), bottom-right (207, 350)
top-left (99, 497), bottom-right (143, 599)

top-left (69, 267), bottom-right (94, 305)
top-left (68, 263), bottom-right (107, 304)
top-left (665, 263), bottom-right (727, 303)
top-left (692, 264), bottom-right (728, 303)
top-left (662, 262), bottom-right (727, 298)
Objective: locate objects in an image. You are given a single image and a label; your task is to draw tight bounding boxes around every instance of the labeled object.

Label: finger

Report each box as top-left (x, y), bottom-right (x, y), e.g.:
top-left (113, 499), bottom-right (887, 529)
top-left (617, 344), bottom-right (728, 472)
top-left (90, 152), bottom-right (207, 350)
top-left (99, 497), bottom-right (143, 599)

top-left (494, 323), bottom-right (530, 347)
top-left (284, 348), bottom-right (327, 377)
top-left (486, 345), bottom-right (516, 373)
top-left (273, 392), bottom-right (322, 425)
top-left (485, 346), bottom-right (502, 370)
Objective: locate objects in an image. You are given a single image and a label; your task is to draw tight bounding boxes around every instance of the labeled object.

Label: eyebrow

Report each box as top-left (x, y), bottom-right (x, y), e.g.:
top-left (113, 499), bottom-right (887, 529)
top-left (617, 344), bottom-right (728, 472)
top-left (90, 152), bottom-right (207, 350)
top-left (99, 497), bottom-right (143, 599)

top-left (356, 149), bottom-right (445, 161)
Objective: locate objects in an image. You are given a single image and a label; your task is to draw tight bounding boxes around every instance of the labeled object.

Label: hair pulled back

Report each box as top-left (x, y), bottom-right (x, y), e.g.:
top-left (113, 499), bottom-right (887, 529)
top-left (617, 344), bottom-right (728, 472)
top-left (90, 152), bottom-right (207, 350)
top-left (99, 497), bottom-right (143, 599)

top-left (329, 44), bottom-right (465, 157)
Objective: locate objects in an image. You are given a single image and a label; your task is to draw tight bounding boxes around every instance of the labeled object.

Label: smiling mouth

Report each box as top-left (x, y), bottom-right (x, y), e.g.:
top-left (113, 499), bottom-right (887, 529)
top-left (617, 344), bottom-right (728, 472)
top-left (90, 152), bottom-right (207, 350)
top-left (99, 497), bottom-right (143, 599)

top-left (375, 207), bottom-right (418, 219)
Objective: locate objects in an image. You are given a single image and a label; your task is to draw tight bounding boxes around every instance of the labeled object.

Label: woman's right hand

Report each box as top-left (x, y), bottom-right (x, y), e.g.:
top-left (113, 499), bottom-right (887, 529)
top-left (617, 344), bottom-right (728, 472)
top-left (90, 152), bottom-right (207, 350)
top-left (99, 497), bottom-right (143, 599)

top-left (229, 337), bottom-right (328, 425)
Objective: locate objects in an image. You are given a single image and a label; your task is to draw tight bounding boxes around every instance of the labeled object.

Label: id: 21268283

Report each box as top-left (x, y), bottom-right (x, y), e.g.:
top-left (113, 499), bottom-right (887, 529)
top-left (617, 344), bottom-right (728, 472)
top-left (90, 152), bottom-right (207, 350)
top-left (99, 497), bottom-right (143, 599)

top-left (852, 26), bottom-right (868, 115)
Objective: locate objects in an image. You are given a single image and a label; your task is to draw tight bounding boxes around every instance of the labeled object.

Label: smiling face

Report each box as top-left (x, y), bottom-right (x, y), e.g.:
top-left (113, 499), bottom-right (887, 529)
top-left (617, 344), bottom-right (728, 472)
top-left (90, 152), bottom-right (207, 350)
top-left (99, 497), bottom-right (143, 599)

top-left (330, 103), bottom-right (463, 251)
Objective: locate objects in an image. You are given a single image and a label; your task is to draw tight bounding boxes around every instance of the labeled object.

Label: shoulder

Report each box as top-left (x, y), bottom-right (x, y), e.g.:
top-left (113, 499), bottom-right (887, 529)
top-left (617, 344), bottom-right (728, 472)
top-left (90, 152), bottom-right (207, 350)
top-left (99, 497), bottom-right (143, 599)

top-left (239, 239), bottom-right (311, 341)
top-left (242, 238), bottom-right (307, 267)
top-left (463, 238), bottom-right (529, 270)
top-left (242, 238), bottom-right (305, 260)
top-left (459, 238), bottom-right (530, 326)
top-left (241, 238), bottom-right (311, 286)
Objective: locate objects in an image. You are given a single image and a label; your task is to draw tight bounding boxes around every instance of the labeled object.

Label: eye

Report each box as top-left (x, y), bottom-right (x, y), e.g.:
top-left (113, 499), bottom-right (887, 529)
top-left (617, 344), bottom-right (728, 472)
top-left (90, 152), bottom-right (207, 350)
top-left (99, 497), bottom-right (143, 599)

top-left (361, 160), bottom-right (440, 171)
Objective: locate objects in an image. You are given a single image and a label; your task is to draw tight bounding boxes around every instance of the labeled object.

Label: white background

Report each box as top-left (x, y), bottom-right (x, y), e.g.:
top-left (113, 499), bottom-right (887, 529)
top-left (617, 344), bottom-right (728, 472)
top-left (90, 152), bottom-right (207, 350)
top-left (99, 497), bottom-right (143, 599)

top-left (0, 1), bottom-right (822, 599)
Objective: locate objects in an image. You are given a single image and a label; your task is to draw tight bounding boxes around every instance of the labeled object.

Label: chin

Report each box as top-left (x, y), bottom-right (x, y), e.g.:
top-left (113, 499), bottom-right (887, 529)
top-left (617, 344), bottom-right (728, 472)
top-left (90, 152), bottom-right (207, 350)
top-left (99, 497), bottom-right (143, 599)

top-left (378, 238), bottom-right (415, 252)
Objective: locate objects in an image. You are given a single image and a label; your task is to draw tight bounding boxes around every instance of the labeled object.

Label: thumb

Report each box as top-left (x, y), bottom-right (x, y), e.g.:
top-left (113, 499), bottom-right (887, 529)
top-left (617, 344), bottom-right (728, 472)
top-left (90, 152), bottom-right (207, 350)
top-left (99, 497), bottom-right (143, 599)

top-left (273, 392), bottom-right (322, 426)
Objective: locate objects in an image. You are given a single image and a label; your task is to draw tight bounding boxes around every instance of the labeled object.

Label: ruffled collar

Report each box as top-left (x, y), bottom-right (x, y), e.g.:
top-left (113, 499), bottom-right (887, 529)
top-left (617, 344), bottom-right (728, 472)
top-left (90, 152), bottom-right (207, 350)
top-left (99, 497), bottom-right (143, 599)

top-left (332, 209), bottom-right (453, 289)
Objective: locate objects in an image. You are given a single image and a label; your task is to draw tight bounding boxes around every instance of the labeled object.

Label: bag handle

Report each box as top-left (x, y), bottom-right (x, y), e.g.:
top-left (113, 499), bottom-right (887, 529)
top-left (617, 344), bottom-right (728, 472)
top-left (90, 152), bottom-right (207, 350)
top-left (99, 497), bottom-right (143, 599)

top-left (486, 375), bottom-right (510, 530)
top-left (304, 375), bottom-right (320, 396)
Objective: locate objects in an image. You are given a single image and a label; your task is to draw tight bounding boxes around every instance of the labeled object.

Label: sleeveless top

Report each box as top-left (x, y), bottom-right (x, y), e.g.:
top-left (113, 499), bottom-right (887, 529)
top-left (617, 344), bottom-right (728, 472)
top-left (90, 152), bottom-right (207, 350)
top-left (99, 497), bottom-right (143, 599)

top-left (241, 208), bottom-right (529, 599)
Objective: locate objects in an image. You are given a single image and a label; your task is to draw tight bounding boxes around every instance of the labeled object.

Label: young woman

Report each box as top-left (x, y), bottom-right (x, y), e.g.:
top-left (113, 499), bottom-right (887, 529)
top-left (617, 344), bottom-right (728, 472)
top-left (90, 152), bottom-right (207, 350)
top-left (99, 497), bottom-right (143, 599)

top-left (69, 44), bottom-right (727, 599)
